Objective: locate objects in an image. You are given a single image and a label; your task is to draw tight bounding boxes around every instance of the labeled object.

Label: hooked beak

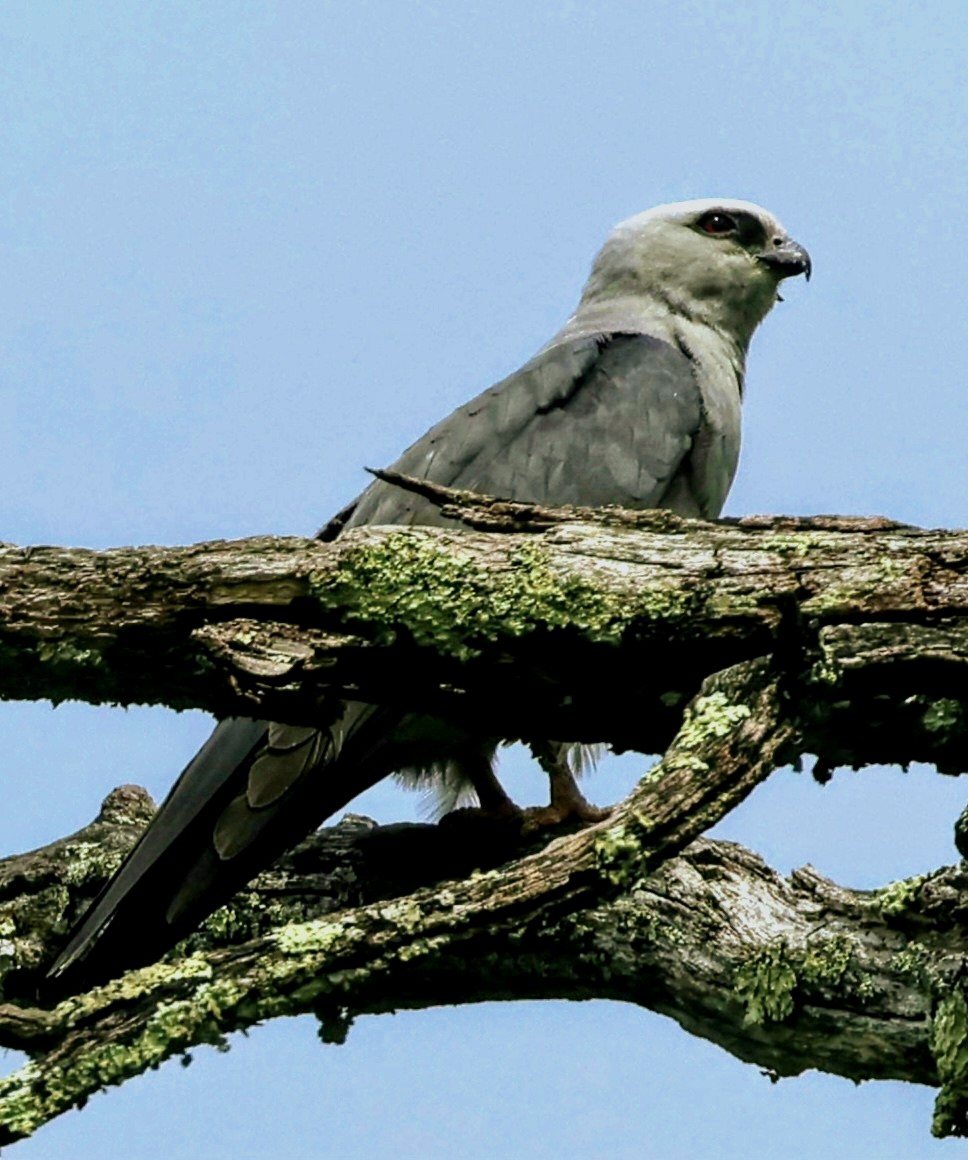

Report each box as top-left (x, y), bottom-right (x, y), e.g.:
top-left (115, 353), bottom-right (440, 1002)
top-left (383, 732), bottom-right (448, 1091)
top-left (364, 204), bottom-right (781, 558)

top-left (758, 238), bottom-right (812, 281)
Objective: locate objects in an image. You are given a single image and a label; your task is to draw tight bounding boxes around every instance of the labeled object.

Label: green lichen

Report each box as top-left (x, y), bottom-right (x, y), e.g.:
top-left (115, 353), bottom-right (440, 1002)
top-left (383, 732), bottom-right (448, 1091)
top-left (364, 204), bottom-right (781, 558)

top-left (802, 585), bottom-right (867, 618)
top-left (554, 906), bottom-right (658, 982)
top-left (36, 641), bottom-right (104, 670)
top-left (735, 944), bottom-right (798, 1025)
top-left (275, 917), bottom-right (361, 956)
top-left (892, 941), bottom-right (932, 987)
top-left (269, 965), bottom-right (369, 1017)
top-left (309, 531), bottom-right (684, 661)
top-left (800, 934), bottom-right (876, 1000)
top-left (922, 699), bottom-right (964, 736)
top-left (629, 581), bottom-right (697, 625)
top-left (666, 753), bottom-right (714, 775)
top-left (0, 974), bottom-right (229, 1142)
top-left (734, 936), bottom-right (873, 1027)
top-left (809, 658), bottom-right (842, 686)
top-left (804, 556), bottom-right (911, 618)
top-left (396, 934), bottom-right (449, 963)
top-left (377, 899), bottom-right (424, 933)
top-left (0, 905), bottom-right (403, 1142)
top-left (594, 824), bottom-right (645, 887)
top-left (676, 692), bottom-right (752, 749)
top-left (876, 874), bottom-right (927, 920)
top-left (34, 641), bottom-right (106, 705)
top-left (703, 588), bottom-right (772, 621)
top-left (625, 892), bottom-right (681, 945)
top-left (55, 841), bottom-right (120, 888)
top-left (800, 936), bottom-right (853, 988)
top-left (761, 534), bottom-right (825, 559)
top-left (56, 955), bottom-right (215, 1027)
top-left (663, 689), bottom-right (753, 773)
top-left (931, 991), bottom-right (968, 1137)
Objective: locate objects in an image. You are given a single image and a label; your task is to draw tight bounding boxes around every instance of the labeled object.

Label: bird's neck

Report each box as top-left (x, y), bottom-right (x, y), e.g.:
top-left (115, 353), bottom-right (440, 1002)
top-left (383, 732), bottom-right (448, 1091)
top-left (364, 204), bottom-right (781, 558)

top-left (553, 294), bottom-right (749, 386)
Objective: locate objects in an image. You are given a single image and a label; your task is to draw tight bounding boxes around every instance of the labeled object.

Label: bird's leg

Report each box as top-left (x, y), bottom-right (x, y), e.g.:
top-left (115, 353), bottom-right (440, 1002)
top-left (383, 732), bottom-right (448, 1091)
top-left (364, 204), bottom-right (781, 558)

top-left (439, 744), bottom-right (608, 839)
top-left (436, 752), bottom-right (524, 846)
top-left (522, 740), bottom-right (611, 833)
top-left (465, 756), bottom-right (523, 820)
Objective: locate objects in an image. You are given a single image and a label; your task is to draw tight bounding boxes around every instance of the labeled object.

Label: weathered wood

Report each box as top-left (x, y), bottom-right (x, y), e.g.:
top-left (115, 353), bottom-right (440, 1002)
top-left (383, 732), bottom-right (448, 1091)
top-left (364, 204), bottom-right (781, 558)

top-left (0, 658), bottom-right (959, 1141)
top-left (0, 498), bottom-right (967, 1141)
top-left (0, 660), bottom-right (798, 1141)
top-left (0, 509), bottom-right (966, 762)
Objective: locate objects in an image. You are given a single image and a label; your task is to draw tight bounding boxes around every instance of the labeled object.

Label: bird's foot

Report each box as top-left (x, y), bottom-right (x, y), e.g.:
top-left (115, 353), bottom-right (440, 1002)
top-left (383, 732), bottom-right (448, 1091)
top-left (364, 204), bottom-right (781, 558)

top-left (520, 797), bottom-right (612, 835)
top-left (524, 738), bottom-right (612, 834)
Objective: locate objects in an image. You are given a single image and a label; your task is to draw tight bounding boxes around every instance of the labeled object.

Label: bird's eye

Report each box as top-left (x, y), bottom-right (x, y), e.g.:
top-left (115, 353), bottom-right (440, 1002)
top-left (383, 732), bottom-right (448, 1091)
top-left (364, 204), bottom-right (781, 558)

top-left (697, 211), bottom-right (738, 235)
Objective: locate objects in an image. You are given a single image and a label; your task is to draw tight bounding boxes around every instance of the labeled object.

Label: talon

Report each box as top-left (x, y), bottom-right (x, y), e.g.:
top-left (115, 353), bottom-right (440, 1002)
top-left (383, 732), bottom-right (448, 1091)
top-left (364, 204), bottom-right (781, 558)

top-left (525, 739), bottom-right (611, 833)
top-left (520, 800), bottom-right (612, 836)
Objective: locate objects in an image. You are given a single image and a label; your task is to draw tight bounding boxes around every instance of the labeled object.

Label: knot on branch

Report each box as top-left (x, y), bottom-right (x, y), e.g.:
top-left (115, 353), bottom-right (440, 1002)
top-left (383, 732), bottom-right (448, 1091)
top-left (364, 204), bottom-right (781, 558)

top-left (95, 785), bottom-right (156, 828)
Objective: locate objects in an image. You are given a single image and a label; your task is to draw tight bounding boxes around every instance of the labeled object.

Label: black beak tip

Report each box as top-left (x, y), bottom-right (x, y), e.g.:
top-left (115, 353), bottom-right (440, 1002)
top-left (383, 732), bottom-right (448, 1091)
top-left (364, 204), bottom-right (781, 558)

top-left (759, 242), bottom-right (812, 283)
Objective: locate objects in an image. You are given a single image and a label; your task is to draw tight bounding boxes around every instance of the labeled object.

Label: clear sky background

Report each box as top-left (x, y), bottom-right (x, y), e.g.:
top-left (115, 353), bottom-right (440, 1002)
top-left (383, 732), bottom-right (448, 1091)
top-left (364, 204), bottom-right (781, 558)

top-left (1, 2), bottom-right (966, 1157)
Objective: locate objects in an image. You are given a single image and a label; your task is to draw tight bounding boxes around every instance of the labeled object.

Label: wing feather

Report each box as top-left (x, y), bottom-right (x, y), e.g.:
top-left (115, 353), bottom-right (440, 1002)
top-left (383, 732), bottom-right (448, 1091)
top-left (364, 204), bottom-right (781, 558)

top-left (340, 333), bottom-right (701, 531)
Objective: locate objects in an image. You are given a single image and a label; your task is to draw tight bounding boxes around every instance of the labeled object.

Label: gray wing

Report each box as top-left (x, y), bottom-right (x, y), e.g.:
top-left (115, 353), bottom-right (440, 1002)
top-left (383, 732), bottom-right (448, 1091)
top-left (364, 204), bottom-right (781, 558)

top-left (49, 333), bottom-right (701, 990)
top-left (48, 705), bottom-right (407, 986)
top-left (327, 333), bottom-right (703, 533)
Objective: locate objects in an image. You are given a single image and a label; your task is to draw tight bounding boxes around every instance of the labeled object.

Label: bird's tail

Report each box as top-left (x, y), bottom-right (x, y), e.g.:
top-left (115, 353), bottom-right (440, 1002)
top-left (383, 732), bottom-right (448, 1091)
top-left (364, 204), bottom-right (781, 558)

top-left (47, 703), bottom-right (399, 992)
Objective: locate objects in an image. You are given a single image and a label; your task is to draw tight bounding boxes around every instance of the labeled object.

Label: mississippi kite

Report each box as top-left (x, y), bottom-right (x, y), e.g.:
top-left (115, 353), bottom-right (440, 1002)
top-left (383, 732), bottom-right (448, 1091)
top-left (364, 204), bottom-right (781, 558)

top-left (50, 199), bottom-right (810, 987)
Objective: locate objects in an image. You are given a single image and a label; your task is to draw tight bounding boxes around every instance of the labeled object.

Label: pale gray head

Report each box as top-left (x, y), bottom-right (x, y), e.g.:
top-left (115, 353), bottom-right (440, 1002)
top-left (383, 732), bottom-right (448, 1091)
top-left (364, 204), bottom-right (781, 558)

top-left (580, 198), bottom-right (811, 351)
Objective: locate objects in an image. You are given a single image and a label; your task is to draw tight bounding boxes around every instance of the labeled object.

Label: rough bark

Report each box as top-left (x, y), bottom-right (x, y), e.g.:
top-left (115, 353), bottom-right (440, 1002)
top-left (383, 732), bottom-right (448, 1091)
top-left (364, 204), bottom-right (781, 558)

top-left (0, 487), bottom-right (966, 1142)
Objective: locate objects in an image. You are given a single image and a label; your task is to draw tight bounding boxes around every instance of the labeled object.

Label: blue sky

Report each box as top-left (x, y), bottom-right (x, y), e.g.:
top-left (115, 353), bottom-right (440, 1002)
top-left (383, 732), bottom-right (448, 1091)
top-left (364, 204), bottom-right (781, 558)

top-left (1, 1), bottom-right (967, 1156)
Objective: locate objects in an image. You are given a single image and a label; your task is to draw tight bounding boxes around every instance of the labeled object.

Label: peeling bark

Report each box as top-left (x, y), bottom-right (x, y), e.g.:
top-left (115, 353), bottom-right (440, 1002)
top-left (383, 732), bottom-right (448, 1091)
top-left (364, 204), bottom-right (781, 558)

top-left (0, 491), bottom-right (966, 1142)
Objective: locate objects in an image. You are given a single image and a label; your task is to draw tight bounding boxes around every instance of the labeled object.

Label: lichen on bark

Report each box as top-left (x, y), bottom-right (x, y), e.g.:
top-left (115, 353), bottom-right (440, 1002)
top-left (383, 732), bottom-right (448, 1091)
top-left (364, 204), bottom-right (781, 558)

top-left (0, 490), bottom-right (965, 1142)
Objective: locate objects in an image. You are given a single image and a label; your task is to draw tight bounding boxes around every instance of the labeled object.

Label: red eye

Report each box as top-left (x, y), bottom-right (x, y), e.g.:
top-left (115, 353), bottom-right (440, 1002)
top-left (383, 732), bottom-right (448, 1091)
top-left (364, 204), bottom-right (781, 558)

top-left (698, 211), bottom-right (737, 234)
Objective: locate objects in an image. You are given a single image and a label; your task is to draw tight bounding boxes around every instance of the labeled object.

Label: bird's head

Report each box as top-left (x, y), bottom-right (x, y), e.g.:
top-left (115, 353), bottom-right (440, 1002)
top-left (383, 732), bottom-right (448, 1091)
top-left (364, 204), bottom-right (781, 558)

top-left (581, 198), bottom-right (811, 351)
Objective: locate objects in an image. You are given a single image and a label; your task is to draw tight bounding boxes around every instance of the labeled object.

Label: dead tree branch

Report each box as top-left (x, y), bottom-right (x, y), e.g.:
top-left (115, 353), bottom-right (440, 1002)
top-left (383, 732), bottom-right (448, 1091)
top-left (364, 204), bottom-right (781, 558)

top-left (0, 490), bottom-right (966, 1140)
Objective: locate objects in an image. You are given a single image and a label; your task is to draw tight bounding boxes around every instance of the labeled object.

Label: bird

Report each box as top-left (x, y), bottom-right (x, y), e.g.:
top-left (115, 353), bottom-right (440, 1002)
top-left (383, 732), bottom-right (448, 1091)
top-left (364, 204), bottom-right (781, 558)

top-left (49, 198), bottom-right (810, 989)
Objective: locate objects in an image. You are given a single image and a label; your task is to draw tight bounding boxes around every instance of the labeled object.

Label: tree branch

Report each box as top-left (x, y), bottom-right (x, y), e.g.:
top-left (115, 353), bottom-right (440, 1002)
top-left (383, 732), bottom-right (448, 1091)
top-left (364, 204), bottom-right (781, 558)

top-left (0, 500), bottom-right (966, 764)
top-left (0, 659), bottom-right (800, 1142)
top-left (0, 496), bottom-right (966, 1140)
